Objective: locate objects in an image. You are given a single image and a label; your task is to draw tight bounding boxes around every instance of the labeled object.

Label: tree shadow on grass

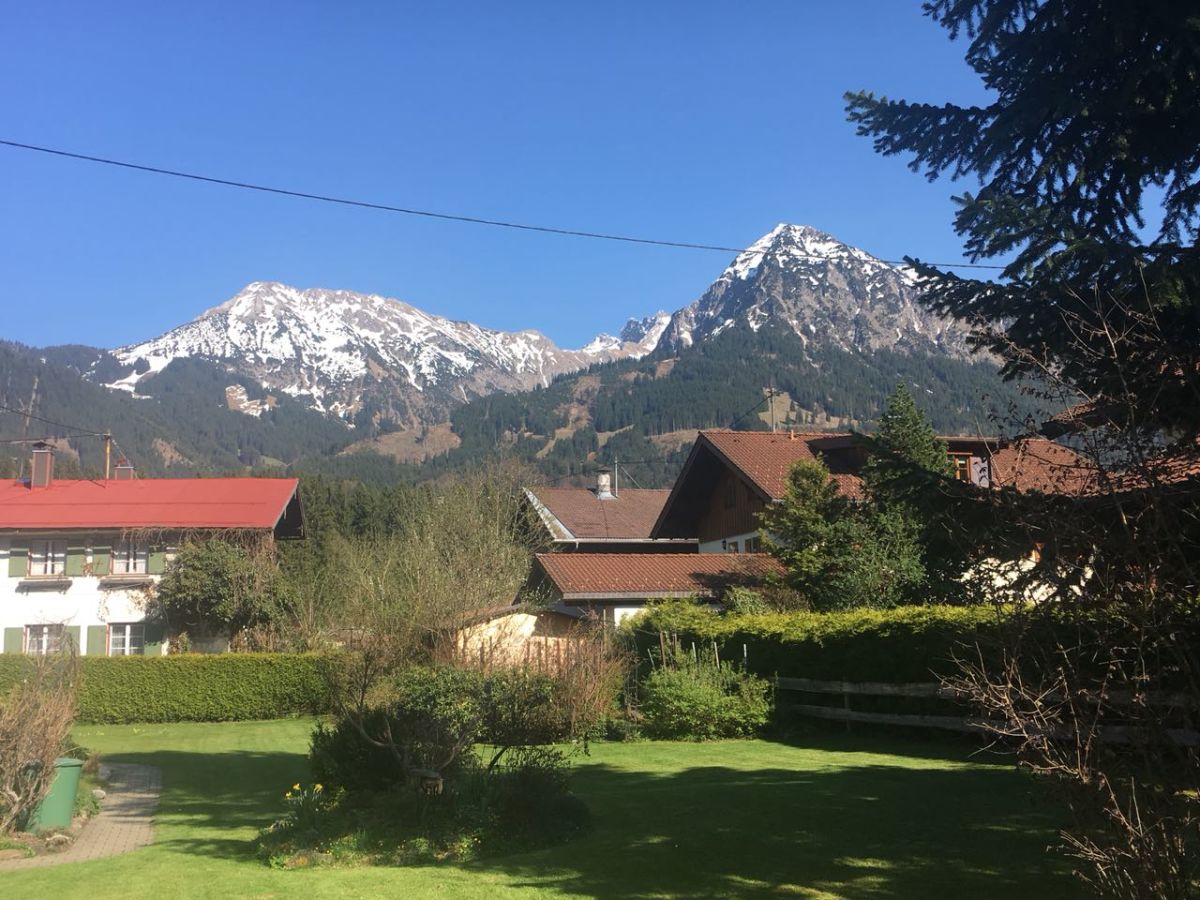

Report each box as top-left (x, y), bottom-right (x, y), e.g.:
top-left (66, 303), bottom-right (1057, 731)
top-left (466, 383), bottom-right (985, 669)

top-left (100, 741), bottom-right (1081, 898)
top-left (99, 749), bottom-right (307, 861)
top-left (468, 759), bottom-right (1083, 899)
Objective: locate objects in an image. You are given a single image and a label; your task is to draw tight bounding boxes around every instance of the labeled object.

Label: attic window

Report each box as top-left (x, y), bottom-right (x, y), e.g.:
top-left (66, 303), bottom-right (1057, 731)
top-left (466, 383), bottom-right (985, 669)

top-left (950, 453), bottom-right (972, 482)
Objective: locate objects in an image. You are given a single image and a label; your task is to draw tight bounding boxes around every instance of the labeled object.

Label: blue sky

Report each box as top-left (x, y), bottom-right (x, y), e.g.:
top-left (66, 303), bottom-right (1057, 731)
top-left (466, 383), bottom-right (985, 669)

top-left (1, 2), bottom-right (992, 350)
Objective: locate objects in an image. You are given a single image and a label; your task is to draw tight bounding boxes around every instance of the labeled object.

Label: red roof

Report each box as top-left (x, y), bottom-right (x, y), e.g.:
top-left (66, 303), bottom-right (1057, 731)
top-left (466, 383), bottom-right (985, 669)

top-left (526, 487), bottom-right (673, 540)
top-left (533, 552), bottom-right (784, 600)
top-left (701, 430), bottom-right (866, 500)
top-left (0, 477), bottom-right (301, 531)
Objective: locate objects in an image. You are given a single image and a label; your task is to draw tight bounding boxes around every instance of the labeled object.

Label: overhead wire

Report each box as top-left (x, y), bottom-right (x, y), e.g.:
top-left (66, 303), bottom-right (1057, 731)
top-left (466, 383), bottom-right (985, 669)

top-left (0, 138), bottom-right (1009, 270)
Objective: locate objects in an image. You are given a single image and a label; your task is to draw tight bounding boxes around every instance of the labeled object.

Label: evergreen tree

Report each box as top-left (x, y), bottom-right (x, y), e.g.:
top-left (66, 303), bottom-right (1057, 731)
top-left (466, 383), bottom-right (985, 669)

top-left (862, 383), bottom-right (952, 501)
top-left (760, 458), bottom-right (925, 611)
top-left (845, 1), bottom-right (1200, 436)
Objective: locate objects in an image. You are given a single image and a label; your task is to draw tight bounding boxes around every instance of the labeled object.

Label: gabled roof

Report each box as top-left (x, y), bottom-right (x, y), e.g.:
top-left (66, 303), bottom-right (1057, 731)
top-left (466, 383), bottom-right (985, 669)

top-left (525, 487), bottom-right (676, 541)
top-left (652, 428), bottom-right (1096, 538)
top-left (0, 477), bottom-right (302, 532)
top-left (700, 430), bottom-right (866, 501)
top-left (532, 552), bottom-right (784, 601)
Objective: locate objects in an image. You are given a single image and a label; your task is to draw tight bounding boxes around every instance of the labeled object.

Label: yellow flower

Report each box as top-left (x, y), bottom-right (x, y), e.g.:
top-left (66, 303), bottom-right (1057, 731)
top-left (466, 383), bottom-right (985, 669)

top-left (314, 784), bottom-right (323, 792)
top-left (292, 783), bottom-right (300, 791)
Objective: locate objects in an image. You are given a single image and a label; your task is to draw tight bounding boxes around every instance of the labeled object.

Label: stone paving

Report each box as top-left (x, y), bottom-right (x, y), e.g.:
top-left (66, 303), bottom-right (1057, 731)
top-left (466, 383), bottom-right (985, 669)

top-left (0, 763), bottom-right (161, 870)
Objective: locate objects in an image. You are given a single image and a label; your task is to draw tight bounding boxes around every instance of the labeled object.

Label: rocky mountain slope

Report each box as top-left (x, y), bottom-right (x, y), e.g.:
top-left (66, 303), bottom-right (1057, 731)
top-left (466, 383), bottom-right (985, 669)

top-left (659, 224), bottom-right (970, 355)
top-left (107, 281), bottom-right (668, 428)
top-left (99, 224), bottom-right (970, 431)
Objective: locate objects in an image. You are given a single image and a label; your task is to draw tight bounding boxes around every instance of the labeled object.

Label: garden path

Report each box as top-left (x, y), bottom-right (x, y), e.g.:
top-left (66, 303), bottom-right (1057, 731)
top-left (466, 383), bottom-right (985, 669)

top-left (0, 763), bottom-right (160, 870)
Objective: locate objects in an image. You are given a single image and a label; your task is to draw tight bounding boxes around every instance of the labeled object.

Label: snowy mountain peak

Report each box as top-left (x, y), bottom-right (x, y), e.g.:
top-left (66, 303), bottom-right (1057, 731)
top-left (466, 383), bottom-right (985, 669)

top-left (110, 282), bottom-right (665, 426)
top-left (99, 224), bottom-right (973, 431)
top-left (657, 223), bottom-right (969, 356)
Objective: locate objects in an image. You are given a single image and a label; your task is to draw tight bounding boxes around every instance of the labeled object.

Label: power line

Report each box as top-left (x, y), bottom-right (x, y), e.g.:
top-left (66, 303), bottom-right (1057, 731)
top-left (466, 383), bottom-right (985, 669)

top-left (0, 138), bottom-right (1008, 270)
top-left (0, 402), bottom-right (106, 437)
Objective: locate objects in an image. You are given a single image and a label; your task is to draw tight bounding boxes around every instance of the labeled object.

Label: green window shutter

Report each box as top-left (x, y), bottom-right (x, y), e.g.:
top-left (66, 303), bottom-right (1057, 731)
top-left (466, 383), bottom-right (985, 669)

top-left (64, 626), bottom-right (81, 653)
top-left (92, 544), bottom-right (111, 576)
top-left (65, 539), bottom-right (86, 577)
top-left (8, 543), bottom-right (27, 578)
top-left (86, 625), bottom-right (108, 656)
top-left (3, 627), bottom-right (23, 654)
top-left (147, 547), bottom-right (166, 575)
top-left (143, 622), bottom-right (165, 657)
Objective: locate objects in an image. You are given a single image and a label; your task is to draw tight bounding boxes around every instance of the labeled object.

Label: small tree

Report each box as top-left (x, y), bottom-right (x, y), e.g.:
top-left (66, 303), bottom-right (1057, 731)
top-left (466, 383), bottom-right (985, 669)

top-left (155, 538), bottom-right (280, 638)
top-left (760, 458), bottom-right (925, 610)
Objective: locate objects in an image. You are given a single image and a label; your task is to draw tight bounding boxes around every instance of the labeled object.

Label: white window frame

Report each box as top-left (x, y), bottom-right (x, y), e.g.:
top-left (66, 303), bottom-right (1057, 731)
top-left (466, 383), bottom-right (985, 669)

top-left (25, 623), bottom-right (64, 655)
top-left (28, 540), bottom-right (66, 577)
top-left (111, 539), bottom-right (148, 575)
top-left (108, 622), bottom-right (145, 656)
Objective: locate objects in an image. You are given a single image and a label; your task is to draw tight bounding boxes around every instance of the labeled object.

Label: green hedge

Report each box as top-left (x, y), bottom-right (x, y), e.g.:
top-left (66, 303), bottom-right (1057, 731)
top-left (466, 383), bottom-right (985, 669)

top-left (0, 653), bottom-right (335, 723)
top-left (628, 604), bottom-right (1009, 684)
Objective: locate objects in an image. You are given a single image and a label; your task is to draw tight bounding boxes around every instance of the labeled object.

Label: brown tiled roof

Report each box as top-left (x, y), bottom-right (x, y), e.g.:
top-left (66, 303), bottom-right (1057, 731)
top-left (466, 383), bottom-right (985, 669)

top-left (987, 439), bottom-right (1098, 494)
top-left (526, 487), bottom-right (672, 540)
top-left (533, 552), bottom-right (785, 600)
top-left (701, 430), bottom-right (865, 499)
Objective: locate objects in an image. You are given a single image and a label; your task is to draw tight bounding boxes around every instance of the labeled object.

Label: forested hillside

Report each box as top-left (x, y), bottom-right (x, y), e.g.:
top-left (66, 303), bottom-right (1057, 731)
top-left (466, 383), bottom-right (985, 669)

top-left (308, 322), bottom-right (1040, 487)
top-left (0, 341), bottom-right (353, 477)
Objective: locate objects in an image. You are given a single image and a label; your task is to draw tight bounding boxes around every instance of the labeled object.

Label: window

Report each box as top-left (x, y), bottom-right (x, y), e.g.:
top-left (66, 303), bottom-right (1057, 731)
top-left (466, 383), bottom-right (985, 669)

top-left (746, 536), bottom-right (762, 553)
top-left (108, 623), bottom-right (145, 656)
top-left (725, 540), bottom-right (740, 554)
top-left (28, 540), bottom-right (66, 576)
top-left (111, 539), bottom-right (147, 575)
top-left (25, 624), bottom-right (64, 655)
top-left (950, 453), bottom-right (972, 482)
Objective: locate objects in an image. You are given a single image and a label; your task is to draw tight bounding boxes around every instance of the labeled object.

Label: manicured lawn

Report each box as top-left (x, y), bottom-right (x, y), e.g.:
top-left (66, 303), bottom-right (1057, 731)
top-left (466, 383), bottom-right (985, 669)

top-left (2, 719), bottom-right (1080, 898)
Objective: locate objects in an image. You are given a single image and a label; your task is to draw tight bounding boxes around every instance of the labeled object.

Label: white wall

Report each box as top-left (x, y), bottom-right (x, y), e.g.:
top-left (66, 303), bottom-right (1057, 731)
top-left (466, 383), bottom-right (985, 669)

top-left (1, 534), bottom-right (162, 655)
top-left (698, 530), bottom-right (761, 555)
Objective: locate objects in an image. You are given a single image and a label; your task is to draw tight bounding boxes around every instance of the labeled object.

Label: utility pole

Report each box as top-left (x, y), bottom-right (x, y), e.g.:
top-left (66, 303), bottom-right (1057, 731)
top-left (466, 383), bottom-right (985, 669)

top-left (613, 457), bottom-right (619, 497)
top-left (103, 432), bottom-right (112, 481)
top-left (768, 380), bottom-right (778, 433)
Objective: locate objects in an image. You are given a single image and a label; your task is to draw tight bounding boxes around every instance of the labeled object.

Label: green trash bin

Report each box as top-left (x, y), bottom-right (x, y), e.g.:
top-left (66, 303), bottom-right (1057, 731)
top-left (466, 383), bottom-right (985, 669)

top-left (25, 757), bottom-right (84, 832)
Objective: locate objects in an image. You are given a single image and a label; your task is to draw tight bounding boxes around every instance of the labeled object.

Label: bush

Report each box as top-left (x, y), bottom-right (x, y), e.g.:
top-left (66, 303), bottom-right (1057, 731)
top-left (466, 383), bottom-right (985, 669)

top-left (0, 653), bottom-right (334, 724)
top-left (629, 602), bottom-right (1009, 684)
top-left (640, 656), bottom-right (772, 740)
top-left (310, 709), bottom-right (403, 793)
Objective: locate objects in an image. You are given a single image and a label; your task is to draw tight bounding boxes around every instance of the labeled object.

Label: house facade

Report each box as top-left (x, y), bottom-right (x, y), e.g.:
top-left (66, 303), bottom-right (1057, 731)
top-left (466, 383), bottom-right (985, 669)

top-left (0, 448), bottom-right (302, 656)
top-left (651, 429), bottom-right (1088, 553)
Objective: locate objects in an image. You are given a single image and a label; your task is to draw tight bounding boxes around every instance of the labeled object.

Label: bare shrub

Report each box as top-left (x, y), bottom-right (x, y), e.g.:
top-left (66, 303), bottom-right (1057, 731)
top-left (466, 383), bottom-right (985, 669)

top-left (0, 648), bottom-right (80, 833)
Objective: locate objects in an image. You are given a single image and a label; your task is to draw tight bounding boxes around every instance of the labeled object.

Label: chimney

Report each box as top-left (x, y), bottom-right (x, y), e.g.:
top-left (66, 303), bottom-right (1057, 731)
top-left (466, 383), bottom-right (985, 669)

top-left (113, 458), bottom-right (136, 481)
top-left (596, 469), bottom-right (615, 500)
top-left (30, 442), bottom-right (54, 488)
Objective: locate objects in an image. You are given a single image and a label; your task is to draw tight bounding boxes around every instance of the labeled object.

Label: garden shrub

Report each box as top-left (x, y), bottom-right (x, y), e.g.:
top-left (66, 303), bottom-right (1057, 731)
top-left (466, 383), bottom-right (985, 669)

top-left (640, 655), bottom-right (772, 740)
top-left (273, 664), bottom-right (595, 868)
top-left (310, 708), bottom-right (404, 793)
top-left (629, 602), bottom-right (1009, 683)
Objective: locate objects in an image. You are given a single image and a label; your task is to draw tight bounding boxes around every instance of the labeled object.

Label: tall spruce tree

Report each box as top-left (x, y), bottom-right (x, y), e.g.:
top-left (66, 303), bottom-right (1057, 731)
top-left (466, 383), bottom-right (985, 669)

top-left (846, 5), bottom-right (1200, 891)
top-left (846, 1), bottom-right (1200, 438)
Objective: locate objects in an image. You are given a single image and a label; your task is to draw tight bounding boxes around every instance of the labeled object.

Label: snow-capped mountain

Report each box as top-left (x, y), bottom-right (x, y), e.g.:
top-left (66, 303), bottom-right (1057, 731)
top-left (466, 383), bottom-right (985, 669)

top-left (658, 223), bottom-right (972, 355)
top-left (103, 225), bottom-right (975, 428)
top-left (109, 281), bottom-right (664, 427)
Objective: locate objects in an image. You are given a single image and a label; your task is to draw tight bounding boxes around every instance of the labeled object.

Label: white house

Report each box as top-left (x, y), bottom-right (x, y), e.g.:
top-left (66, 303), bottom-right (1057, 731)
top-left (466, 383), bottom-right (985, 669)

top-left (0, 445), bottom-right (302, 656)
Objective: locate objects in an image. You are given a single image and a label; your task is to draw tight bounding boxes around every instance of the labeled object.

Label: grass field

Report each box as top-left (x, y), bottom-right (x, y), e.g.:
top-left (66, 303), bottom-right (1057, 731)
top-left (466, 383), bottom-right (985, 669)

top-left (1, 719), bottom-right (1081, 899)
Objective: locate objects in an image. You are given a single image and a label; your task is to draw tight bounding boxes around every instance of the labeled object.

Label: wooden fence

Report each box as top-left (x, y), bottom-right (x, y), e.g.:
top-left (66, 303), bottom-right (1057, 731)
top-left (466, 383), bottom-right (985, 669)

top-left (776, 676), bottom-right (1200, 746)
